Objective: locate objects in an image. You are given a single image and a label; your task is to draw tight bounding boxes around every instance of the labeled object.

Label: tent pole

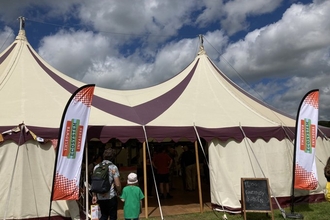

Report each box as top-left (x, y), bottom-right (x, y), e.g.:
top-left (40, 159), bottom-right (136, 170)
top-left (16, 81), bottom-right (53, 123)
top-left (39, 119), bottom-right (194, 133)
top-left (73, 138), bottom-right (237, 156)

top-left (194, 141), bottom-right (203, 213)
top-left (193, 125), bottom-right (228, 219)
top-left (142, 125), bottom-right (164, 220)
top-left (85, 141), bottom-right (89, 220)
top-left (143, 141), bottom-right (148, 218)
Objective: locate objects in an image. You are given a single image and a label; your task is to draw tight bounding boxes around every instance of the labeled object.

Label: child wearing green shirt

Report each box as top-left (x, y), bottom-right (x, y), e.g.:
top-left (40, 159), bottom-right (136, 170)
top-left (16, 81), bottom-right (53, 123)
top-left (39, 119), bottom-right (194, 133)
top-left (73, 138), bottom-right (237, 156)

top-left (120, 173), bottom-right (145, 220)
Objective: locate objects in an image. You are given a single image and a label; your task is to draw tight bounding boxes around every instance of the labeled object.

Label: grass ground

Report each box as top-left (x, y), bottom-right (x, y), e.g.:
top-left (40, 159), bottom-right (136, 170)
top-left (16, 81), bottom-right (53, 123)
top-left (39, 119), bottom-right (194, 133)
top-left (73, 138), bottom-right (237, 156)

top-left (141, 201), bottom-right (330, 220)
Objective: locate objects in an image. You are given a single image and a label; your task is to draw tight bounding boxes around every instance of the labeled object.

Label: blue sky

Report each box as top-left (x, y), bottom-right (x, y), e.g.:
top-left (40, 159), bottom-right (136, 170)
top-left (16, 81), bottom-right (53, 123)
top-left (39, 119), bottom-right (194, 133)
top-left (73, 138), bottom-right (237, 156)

top-left (0, 0), bottom-right (329, 120)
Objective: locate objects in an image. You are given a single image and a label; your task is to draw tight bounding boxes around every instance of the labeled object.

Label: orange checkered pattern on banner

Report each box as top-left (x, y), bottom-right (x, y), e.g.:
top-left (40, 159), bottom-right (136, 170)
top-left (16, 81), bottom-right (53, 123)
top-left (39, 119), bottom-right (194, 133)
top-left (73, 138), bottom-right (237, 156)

top-left (52, 173), bottom-right (79, 200)
top-left (304, 91), bottom-right (319, 109)
top-left (73, 86), bottom-right (94, 106)
top-left (294, 164), bottom-right (318, 190)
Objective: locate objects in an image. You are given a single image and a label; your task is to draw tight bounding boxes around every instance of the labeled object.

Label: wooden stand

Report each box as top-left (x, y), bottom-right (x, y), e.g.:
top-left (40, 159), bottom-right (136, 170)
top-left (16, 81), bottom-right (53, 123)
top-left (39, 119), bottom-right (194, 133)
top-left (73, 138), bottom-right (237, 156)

top-left (241, 178), bottom-right (274, 220)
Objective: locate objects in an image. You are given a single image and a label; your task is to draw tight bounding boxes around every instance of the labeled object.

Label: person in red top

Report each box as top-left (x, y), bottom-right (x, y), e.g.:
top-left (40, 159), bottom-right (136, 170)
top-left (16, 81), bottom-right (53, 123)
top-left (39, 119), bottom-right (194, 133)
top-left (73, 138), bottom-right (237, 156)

top-left (153, 146), bottom-right (173, 199)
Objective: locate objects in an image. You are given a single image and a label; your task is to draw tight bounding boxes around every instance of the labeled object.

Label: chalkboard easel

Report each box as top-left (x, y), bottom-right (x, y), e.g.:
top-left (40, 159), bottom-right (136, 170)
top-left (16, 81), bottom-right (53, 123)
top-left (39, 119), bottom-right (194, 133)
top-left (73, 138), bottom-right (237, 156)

top-left (241, 178), bottom-right (274, 220)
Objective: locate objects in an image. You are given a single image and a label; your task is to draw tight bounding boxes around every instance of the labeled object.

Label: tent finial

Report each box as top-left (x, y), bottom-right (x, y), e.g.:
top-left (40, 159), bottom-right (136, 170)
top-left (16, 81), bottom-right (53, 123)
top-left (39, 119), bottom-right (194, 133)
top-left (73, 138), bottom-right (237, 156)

top-left (199, 35), bottom-right (203, 47)
top-left (18, 16), bottom-right (25, 30)
top-left (16, 16), bottom-right (27, 41)
top-left (198, 34), bottom-right (206, 55)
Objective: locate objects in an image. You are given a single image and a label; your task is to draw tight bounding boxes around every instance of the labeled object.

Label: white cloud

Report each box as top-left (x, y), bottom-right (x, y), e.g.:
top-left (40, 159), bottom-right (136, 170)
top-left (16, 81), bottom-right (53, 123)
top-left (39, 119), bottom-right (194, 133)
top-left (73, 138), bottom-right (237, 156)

top-left (221, 1), bottom-right (330, 77)
top-left (38, 29), bottom-right (116, 80)
top-left (77, 0), bottom-right (201, 47)
top-left (196, 0), bottom-right (283, 35)
top-left (216, 1), bottom-right (330, 119)
top-left (273, 74), bottom-right (330, 120)
top-left (222, 0), bottom-right (282, 35)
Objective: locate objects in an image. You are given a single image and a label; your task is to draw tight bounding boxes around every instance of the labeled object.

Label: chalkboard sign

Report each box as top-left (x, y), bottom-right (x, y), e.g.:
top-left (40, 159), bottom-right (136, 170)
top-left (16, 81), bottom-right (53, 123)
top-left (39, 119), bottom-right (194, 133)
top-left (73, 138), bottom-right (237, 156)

top-left (241, 178), bottom-right (274, 220)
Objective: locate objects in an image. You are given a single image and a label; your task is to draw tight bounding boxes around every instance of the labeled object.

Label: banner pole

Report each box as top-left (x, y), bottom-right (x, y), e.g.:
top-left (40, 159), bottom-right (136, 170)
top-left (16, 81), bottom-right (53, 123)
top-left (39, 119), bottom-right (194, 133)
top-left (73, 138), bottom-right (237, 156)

top-left (49, 137), bottom-right (62, 219)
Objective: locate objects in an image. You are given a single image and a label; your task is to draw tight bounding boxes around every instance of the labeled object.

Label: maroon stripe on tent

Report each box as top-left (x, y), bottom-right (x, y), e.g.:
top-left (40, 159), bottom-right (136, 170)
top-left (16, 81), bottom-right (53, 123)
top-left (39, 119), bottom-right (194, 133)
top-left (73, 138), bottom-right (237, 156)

top-left (92, 60), bottom-right (198, 124)
top-left (27, 44), bottom-right (198, 124)
top-left (27, 45), bottom-right (77, 93)
top-left (0, 43), bottom-right (16, 65)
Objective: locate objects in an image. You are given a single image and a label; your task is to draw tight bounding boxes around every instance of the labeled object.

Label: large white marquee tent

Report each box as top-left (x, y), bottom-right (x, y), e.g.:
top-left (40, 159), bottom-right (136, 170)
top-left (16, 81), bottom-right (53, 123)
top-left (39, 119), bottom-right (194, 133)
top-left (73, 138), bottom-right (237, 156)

top-left (1, 23), bottom-right (330, 219)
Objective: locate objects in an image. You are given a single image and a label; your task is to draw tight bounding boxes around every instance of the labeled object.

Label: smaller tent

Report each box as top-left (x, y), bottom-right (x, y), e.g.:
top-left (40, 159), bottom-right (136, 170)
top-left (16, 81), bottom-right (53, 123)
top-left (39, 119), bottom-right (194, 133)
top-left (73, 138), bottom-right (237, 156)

top-left (0, 125), bottom-right (80, 219)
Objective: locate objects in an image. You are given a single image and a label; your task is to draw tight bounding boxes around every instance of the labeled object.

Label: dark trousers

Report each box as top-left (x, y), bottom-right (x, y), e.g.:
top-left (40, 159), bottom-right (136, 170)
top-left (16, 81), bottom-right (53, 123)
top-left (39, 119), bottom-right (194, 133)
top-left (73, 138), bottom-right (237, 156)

top-left (181, 166), bottom-right (186, 190)
top-left (98, 196), bottom-right (118, 220)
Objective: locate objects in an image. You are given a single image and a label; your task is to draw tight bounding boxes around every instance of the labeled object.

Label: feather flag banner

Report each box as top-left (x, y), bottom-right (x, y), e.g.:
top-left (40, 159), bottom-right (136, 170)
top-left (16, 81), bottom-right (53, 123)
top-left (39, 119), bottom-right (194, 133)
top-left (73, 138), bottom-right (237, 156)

top-left (294, 89), bottom-right (319, 190)
top-left (52, 84), bottom-right (95, 200)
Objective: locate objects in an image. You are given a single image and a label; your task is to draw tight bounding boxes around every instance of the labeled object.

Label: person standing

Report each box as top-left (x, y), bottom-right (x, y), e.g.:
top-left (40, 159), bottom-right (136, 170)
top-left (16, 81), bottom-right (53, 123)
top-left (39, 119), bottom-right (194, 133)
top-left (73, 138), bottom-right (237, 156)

top-left (324, 157), bottom-right (330, 201)
top-left (166, 146), bottom-right (178, 190)
top-left (178, 146), bottom-right (187, 190)
top-left (152, 146), bottom-right (173, 199)
top-left (180, 146), bottom-right (196, 191)
top-left (92, 148), bottom-right (121, 220)
top-left (120, 173), bottom-right (145, 220)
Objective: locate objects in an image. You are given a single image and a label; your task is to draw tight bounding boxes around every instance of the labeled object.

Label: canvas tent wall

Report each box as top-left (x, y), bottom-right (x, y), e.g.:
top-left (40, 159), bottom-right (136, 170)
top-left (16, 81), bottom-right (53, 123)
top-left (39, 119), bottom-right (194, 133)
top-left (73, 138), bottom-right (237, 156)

top-left (0, 137), bottom-right (80, 219)
top-left (1, 24), bottom-right (330, 219)
top-left (209, 136), bottom-right (330, 212)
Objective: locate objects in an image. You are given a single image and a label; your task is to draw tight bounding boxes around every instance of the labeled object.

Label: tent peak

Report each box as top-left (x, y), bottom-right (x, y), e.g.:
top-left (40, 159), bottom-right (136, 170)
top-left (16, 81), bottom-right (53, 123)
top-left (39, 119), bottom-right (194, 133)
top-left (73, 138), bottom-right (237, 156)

top-left (16, 16), bottom-right (27, 41)
top-left (197, 34), bottom-right (206, 55)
